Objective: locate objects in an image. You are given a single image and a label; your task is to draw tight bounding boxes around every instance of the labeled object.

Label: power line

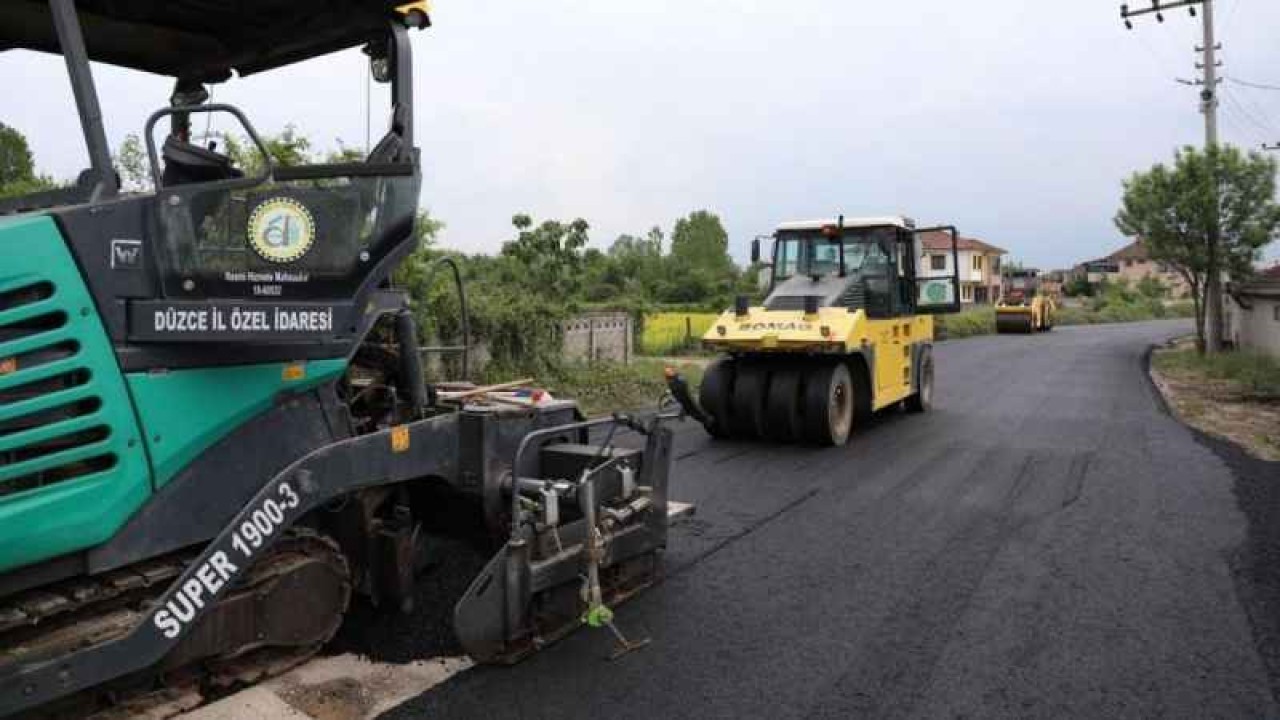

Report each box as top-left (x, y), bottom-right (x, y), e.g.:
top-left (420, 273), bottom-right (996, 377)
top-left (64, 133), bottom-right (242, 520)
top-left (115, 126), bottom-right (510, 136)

top-left (1218, 93), bottom-right (1268, 146)
top-left (1226, 76), bottom-right (1280, 92)
top-left (1235, 86), bottom-right (1280, 134)
top-left (1120, 0), bottom-right (1228, 349)
top-left (1221, 88), bottom-right (1279, 137)
top-left (1121, 1), bottom-right (1221, 147)
top-left (1221, 0), bottom-right (1245, 38)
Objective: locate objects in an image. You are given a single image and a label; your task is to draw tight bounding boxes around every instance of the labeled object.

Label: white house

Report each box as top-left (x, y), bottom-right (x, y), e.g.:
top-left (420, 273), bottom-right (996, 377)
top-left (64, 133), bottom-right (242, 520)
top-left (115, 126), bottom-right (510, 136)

top-left (1228, 266), bottom-right (1280, 357)
top-left (919, 232), bottom-right (1007, 304)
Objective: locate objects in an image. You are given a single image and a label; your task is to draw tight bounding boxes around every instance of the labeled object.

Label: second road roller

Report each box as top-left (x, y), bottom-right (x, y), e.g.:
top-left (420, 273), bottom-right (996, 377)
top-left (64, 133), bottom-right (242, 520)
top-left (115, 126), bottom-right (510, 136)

top-left (995, 268), bottom-right (1056, 334)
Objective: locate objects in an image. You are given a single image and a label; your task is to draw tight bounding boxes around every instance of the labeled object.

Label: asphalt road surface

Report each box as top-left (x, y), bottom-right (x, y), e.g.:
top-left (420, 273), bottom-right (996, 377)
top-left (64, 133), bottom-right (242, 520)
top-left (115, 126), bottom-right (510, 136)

top-left (386, 319), bottom-right (1277, 720)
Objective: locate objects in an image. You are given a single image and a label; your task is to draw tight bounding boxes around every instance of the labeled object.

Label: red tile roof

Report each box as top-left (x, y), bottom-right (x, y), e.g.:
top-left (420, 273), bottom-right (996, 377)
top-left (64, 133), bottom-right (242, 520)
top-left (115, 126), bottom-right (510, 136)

top-left (1107, 239), bottom-right (1151, 261)
top-left (1260, 264), bottom-right (1280, 279)
top-left (918, 230), bottom-right (1007, 255)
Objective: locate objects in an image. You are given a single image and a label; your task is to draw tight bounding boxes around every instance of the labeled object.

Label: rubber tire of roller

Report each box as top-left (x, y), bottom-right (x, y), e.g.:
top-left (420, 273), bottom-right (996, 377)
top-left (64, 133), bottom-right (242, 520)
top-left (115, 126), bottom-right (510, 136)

top-left (699, 357), bottom-right (735, 438)
top-left (905, 348), bottom-right (933, 413)
top-left (763, 364), bottom-right (803, 443)
top-left (801, 361), bottom-right (854, 447)
top-left (729, 362), bottom-right (770, 440)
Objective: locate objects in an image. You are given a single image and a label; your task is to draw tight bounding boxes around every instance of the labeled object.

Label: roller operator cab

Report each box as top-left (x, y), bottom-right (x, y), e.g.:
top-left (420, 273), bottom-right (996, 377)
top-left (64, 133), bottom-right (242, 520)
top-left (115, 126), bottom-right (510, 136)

top-left (695, 216), bottom-right (963, 446)
top-left (0, 2), bottom-right (682, 717)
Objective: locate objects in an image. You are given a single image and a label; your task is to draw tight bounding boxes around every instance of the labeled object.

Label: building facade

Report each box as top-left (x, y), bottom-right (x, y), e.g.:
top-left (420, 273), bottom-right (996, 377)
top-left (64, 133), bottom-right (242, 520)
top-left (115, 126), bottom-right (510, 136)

top-left (1228, 266), bottom-right (1280, 357)
top-left (1073, 239), bottom-right (1190, 297)
top-left (920, 232), bottom-right (1007, 304)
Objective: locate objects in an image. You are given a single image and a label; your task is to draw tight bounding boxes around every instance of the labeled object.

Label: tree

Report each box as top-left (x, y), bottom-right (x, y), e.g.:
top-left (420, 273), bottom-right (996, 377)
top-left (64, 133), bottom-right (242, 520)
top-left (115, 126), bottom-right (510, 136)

top-left (1135, 274), bottom-right (1167, 299)
top-left (114, 134), bottom-right (151, 191)
top-left (0, 123), bottom-right (55, 199)
top-left (1062, 276), bottom-right (1094, 297)
top-left (0, 123), bottom-right (35, 186)
top-left (603, 226), bottom-right (666, 300)
top-left (502, 214), bottom-right (590, 299)
top-left (222, 125), bottom-right (313, 175)
top-left (1115, 145), bottom-right (1280, 353)
top-left (664, 210), bottom-right (740, 305)
top-left (670, 210), bottom-right (733, 278)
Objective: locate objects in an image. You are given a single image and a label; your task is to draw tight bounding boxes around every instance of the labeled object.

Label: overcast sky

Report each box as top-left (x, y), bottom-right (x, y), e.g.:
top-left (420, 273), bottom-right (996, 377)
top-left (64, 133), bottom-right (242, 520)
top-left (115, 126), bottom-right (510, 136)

top-left (4, 0), bottom-right (1279, 268)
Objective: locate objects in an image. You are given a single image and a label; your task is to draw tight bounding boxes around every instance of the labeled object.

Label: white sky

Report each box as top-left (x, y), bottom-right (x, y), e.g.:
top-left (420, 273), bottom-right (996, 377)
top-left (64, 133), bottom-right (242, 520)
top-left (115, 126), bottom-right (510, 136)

top-left (3, 0), bottom-right (1279, 268)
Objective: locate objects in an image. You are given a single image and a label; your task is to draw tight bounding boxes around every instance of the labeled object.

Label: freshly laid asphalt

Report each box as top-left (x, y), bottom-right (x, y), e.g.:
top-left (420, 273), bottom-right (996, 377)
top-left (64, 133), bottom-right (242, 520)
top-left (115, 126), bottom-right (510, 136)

top-left (383, 319), bottom-right (1280, 720)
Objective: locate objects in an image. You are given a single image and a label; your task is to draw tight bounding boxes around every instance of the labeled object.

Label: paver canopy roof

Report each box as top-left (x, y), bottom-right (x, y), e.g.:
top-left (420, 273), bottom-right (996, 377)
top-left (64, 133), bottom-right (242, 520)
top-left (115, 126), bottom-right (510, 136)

top-left (0, 1), bottom-right (414, 82)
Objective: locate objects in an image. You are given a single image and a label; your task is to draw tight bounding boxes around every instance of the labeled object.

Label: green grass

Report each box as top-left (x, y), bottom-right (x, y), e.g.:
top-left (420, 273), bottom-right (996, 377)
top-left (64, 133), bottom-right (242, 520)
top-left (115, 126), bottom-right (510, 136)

top-left (937, 299), bottom-right (1195, 339)
top-left (1152, 347), bottom-right (1280, 401)
top-left (543, 358), bottom-right (707, 416)
top-left (934, 308), bottom-right (996, 339)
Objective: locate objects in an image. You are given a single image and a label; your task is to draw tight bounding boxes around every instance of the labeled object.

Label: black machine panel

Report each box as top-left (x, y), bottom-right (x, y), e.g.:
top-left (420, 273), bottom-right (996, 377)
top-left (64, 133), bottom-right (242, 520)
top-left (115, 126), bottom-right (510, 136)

top-left (52, 163), bottom-right (421, 371)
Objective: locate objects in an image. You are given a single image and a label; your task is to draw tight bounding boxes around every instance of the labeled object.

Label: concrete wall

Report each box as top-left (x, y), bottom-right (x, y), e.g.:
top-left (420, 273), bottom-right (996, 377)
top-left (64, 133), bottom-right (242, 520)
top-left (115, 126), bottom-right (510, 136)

top-left (563, 311), bottom-right (633, 364)
top-left (1230, 295), bottom-right (1280, 357)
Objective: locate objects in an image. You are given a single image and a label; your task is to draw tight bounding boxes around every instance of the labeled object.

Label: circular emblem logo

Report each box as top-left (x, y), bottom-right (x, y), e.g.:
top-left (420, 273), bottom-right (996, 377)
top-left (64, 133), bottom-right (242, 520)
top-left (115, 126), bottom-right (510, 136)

top-left (248, 198), bottom-right (315, 264)
top-left (925, 281), bottom-right (949, 303)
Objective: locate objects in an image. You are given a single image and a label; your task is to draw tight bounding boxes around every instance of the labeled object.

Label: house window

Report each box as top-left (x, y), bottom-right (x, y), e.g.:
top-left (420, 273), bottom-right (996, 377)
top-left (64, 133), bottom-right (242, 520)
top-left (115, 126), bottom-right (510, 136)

top-left (1125, 259), bottom-right (1135, 267)
top-left (992, 257), bottom-right (1001, 273)
top-left (972, 255), bottom-right (982, 272)
top-left (961, 284), bottom-right (973, 302)
top-left (930, 254), bottom-right (946, 271)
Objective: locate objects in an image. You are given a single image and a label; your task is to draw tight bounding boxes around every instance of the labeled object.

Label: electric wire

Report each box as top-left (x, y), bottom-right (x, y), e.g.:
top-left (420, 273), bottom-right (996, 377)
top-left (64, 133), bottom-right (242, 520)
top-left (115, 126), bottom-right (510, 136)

top-left (1226, 76), bottom-right (1280, 92)
top-left (1219, 92), bottom-right (1271, 147)
top-left (1221, 88), bottom-right (1279, 138)
top-left (1220, 0), bottom-right (1244, 37)
top-left (1234, 86), bottom-right (1280, 136)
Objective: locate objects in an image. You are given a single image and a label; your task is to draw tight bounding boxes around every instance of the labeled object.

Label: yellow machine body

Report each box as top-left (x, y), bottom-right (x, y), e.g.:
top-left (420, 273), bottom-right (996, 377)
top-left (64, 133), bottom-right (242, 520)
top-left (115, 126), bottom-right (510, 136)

top-left (691, 216), bottom-right (961, 446)
top-left (703, 307), bottom-right (934, 411)
top-left (995, 294), bottom-right (1056, 334)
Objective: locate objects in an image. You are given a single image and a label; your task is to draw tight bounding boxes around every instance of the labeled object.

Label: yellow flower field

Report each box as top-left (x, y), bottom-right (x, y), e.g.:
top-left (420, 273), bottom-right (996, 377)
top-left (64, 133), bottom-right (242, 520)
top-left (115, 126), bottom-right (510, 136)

top-left (641, 312), bottom-right (719, 354)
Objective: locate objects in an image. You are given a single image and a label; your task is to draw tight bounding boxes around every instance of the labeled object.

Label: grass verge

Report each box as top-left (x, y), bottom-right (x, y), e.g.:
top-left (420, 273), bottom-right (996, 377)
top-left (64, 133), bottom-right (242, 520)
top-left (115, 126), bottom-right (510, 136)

top-left (934, 300), bottom-right (1194, 340)
top-left (1151, 341), bottom-right (1280, 461)
top-left (934, 308), bottom-right (995, 339)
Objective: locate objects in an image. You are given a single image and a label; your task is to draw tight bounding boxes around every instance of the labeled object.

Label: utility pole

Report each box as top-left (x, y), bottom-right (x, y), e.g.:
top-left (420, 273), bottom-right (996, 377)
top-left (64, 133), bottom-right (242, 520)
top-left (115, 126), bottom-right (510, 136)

top-left (1122, 0), bottom-right (1226, 353)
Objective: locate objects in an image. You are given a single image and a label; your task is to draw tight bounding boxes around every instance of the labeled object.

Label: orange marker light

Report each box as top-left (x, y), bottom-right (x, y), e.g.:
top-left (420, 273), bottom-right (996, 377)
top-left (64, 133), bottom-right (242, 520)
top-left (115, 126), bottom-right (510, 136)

top-left (391, 425), bottom-right (411, 453)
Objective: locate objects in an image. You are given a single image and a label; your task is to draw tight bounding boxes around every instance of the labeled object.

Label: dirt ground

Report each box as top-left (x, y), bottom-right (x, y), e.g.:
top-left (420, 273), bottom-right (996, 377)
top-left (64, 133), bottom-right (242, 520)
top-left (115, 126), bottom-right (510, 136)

top-left (1150, 343), bottom-right (1280, 462)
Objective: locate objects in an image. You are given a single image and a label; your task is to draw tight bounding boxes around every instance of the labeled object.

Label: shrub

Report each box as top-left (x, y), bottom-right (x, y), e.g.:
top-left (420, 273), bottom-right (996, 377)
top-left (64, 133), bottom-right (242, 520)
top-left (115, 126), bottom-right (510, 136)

top-left (935, 308), bottom-right (995, 339)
